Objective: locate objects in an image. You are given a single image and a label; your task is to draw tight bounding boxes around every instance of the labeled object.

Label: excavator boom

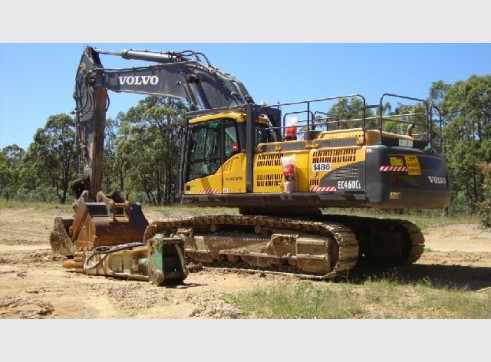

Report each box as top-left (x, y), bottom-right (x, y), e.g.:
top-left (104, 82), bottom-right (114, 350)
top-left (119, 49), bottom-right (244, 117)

top-left (73, 46), bottom-right (253, 199)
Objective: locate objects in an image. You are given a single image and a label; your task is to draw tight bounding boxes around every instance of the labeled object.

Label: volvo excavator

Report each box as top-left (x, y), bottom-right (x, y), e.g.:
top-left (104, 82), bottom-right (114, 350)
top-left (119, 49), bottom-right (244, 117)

top-left (50, 46), bottom-right (451, 286)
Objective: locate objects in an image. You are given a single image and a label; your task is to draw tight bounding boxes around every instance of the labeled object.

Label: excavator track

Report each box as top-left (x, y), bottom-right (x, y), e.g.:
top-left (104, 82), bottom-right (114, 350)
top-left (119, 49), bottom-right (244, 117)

top-left (318, 215), bottom-right (426, 266)
top-left (144, 214), bottom-right (425, 280)
top-left (145, 215), bottom-right (359, 279)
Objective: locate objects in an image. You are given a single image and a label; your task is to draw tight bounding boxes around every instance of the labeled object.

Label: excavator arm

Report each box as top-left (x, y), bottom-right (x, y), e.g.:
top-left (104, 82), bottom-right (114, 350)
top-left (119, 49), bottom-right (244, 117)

top-left (50, 45), bottom-right (257, 285)
top-left (73, 46), bottom-right (253, 199)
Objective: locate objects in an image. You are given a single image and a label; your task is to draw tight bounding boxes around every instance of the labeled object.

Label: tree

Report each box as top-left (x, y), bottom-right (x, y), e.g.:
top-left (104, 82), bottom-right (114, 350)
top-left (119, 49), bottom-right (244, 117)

top-left (22, 114), bottom-right (77, 203)
top-left (101, 117), bottom-right (120, 194)
top-left (0, 161), bottom-right (10, 200)
top-left (326, 96), bottom-right (412, 132)
top-left (0, 144), bottom-right (25, 200)
top-left (477, 161), bottom-right (491, 227)
top-left (115, 96), bottom-right (189, 205)
top-left (431, 75), bottom-right (491, 214)
top-left (327, 96), bottom-right (370, 129)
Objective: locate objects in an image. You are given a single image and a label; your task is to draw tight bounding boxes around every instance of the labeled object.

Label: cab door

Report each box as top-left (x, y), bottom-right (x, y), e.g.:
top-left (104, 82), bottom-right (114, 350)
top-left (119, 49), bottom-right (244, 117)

top-left (184, 120), bottom-right (223, 194)
top-left (222, 120), bottom-right (246, 193)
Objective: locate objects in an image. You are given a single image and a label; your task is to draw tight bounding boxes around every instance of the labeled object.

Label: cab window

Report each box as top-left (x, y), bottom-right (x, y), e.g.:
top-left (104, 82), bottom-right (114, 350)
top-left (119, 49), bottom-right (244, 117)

top-left (186, 119), bottom-right (239, 182)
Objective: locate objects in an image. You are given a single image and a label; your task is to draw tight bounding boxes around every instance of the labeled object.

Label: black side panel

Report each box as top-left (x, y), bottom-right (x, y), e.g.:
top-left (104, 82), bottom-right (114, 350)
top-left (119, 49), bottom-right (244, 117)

top-left (365, 145), bottom-right (451, 209)
top-left (365, 147), bottom-right (387, 204)
top-left (319, 161), bottom-right (367, 195)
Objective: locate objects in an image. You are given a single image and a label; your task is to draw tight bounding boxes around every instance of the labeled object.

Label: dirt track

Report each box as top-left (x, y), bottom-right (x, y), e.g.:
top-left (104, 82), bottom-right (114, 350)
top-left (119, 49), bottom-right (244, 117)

top-left (1, 207), bottom-right (491, 319)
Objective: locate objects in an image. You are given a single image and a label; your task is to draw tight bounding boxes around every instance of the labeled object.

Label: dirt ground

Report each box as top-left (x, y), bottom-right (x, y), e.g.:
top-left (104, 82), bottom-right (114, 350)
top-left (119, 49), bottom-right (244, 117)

top-left (0, 207), bottom-right (490, 320)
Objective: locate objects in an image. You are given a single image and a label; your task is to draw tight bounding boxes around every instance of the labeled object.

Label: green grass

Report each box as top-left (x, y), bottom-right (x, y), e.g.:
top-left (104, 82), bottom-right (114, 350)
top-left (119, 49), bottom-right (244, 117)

top-left (223, 279), bottom-right (491, 319)
top-left (320, 208), bottom-right (480, 230)
top-left (0, 199), bottom-right (73, 213)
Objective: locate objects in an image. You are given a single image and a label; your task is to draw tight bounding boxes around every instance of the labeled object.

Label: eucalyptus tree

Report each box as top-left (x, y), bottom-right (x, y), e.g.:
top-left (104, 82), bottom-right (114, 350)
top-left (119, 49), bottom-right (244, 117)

top-left (430, 75), bottom-right (491, 215)
top-left (0, 144), bottom-right (25, 200)
top-left (21, 114), bottom-right (77, 203)
top-left (115, 96), bottom-right (190, 205)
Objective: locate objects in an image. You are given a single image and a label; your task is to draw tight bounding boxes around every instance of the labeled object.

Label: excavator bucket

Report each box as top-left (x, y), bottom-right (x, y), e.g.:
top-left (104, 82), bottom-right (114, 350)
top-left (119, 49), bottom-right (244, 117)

top-left (70, 197), bottom-right (149, 250)
top-left (50, 217), bottom-right (76, 257)
top-left (50, 192), bottom-right (149, 254)
top-left (51, 192), bottom-right (188, 285)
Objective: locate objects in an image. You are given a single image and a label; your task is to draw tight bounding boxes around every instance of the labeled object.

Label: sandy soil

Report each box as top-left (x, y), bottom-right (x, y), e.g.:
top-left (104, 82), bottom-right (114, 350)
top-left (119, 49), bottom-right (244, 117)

top-left (0, 207), bottom-right (490, 319)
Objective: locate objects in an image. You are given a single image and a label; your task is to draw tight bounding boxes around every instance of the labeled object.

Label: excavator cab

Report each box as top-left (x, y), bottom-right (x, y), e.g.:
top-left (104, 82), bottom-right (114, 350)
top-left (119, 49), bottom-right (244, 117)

top-left (181, 110), bottom-right (278, 195)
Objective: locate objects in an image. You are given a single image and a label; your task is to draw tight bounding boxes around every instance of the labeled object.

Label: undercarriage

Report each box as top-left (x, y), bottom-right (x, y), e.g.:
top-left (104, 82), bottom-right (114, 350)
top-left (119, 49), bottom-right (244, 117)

top-left (145, 213), bottom-right (425, 280)
top-left (51, 207), bottom-right (425, 283)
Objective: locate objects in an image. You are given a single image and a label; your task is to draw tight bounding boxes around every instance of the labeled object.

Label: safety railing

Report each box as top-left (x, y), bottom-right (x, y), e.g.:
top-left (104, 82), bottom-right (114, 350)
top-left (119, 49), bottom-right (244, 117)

top-left (256, 93), bottom-right (443, 150)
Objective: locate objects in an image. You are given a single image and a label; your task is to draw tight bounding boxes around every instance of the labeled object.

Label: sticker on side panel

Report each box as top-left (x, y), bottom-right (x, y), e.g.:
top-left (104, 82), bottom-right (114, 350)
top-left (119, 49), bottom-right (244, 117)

top-left (399, 139), bottom-right (413, 147)
top-left (310, 186), bottom-right (336, 192)
top-left (404, 155), bottom-right (421, 175)
top-left (390, 157), bottom-right (404, 166)
top-left (390, 192), bottom-right (402, 199)
top-left (337, 180), bottom-right (362, 190)
top-left (312, 163), bottom-right (332, 172)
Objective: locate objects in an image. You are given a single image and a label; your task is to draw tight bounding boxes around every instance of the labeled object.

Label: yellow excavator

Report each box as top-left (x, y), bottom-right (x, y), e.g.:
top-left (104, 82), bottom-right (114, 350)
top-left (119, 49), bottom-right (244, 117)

top-left (50, 46), bottom-right (451, 285)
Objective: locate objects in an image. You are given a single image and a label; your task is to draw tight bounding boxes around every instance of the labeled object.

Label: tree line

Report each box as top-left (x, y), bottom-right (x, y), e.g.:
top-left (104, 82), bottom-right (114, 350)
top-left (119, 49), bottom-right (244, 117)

top-left (1, 75), bottom-right (490, 225)
top-left (0, 97), bottom-right (188, 206)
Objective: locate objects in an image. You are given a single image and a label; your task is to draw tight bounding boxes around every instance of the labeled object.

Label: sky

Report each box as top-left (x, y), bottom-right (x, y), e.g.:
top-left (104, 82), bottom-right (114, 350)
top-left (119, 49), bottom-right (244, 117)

top-left (1, 43), bottom-right (490, 150)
